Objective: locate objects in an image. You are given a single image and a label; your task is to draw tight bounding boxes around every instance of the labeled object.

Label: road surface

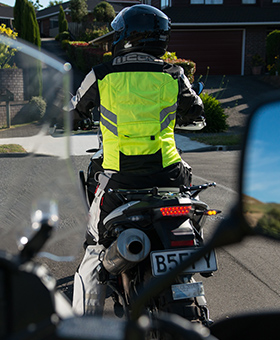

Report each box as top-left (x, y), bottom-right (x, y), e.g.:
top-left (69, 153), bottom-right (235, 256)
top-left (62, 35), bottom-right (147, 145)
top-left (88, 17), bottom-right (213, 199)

top-left (1, 149), bottom-right (279, 323)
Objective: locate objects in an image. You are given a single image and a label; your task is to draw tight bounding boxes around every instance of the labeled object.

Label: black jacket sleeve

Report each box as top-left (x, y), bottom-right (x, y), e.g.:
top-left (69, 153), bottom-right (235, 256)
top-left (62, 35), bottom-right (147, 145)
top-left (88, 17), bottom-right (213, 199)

top-left (176, 71), bottom-right (204, 126)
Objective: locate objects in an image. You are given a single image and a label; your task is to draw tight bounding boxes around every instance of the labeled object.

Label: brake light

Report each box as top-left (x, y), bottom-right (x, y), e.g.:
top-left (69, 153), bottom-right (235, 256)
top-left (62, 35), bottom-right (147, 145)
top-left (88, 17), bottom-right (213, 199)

top-left (171, 240), bottom-right (194, 247)
top-left (160, 206), bottom-right (192, 217)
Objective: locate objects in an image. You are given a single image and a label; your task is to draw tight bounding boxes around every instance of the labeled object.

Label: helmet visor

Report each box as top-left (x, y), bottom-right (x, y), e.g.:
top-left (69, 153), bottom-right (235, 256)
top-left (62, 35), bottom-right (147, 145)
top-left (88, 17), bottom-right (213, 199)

top-left (111, 8), bottom-right (129, 32)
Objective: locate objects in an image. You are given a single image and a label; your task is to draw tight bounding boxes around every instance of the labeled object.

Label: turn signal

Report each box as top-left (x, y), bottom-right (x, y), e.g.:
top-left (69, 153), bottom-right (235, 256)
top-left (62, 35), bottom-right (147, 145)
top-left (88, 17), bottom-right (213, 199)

top-left (160, 206), bottom-right (192, 217)
top-left (204, 209), bottom-right (221, 216)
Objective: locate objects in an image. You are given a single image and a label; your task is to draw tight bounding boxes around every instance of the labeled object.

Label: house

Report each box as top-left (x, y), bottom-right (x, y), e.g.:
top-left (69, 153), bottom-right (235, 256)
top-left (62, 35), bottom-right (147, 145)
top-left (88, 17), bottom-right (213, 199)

top-left (37, 0), bottom-right (280, 75)
top-left (159, 0), bottom-right (280, 75)
top-left (36, 0), bottom-right (140, 38)
top-left (93, 0), bottom-right (280, 75)
top-left (0, 3), bottom-right (14, 28)
top-left (36, 2), bottom-right (70, 38)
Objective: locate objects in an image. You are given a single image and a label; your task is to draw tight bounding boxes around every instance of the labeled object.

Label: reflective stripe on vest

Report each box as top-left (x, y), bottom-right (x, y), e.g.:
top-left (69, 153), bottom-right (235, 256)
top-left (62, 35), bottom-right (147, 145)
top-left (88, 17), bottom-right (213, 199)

top-left (100, 105), bottom-right (118, 136)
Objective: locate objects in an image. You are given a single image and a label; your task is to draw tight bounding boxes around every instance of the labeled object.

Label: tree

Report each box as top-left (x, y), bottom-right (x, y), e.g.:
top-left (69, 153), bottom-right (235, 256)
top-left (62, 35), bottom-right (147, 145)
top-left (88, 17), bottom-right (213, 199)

top-left (31, 0), bottom-right (43, 10)
top-left (70, 0), bottom-right (88, 23)
top-left (13, 0), bottom-right (25, 37)
top-left (93, 1), bottom-right (115, 23)
top-left (24, 1), bottom-right (41, 48)
top-left (48, 0), bottom-right (63, 6)
top-left (14, 0), bottom-right (42, 97)
top-left (59, 5), bottom-right (68, 33)
top-left (14, 0), bottom-right (41, 47)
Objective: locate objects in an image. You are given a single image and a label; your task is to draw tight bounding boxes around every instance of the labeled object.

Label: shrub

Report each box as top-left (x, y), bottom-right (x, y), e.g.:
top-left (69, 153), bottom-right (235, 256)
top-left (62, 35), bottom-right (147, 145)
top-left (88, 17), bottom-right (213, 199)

top-left (93, 1), bottom-right (115, 23)
top-left (200, 93), bottom-right (228, 133)
top-left (61, 39), bottom-right (70, 50)
top-left (103, 52), bottom-right (112, 62)
top-left (28, 96), bottom-right (46, 121)
top-left (266, 30), bottom-right (280, 66)
top-left (251, 54), bottom-right (265, 67)
top-left (70, 0), bottom-right (88, 23)
top-left (65, 41), bottom-right (104, 72)
top-left (266, 30), bottom-right (280, 75)
top-left (78, 26), bottom-right (110, 42)
top-left (0, 24), bottom-right (18, 69)
top-left (18, 96), bottom-right (46, 123)
top-left (83, 47), bottom-right (103, 71)
top-left (59, 31), bottom-right (70, 42)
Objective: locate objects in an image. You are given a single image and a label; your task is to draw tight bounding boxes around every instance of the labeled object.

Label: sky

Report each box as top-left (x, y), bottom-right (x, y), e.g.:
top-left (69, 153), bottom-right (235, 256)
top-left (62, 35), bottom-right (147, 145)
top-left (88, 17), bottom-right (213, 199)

top-left (0, 0), bottom-right (68, 9)
top-left (243, 100), bottom-right (280, 203)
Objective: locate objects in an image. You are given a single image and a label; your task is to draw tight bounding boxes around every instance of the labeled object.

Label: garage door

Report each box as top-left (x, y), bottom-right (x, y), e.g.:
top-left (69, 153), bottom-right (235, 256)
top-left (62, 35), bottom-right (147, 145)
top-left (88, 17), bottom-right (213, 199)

top-left (168, 29), bottom-right (244, 75)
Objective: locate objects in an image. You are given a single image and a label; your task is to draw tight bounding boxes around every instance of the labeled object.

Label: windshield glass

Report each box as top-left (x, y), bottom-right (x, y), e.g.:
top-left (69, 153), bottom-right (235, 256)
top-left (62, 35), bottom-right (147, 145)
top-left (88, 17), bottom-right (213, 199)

top-left (0, 35), bottom-right (87, 265)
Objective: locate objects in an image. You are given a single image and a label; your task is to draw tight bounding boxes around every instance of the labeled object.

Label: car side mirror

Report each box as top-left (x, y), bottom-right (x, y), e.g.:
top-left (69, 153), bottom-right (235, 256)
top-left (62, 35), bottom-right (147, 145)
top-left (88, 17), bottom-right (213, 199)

top-left (240, 92), bottom-right (280, 241)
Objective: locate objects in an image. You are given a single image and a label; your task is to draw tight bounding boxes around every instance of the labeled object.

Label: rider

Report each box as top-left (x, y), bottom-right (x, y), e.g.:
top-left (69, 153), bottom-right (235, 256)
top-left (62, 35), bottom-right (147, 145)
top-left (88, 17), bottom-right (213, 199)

top-left (71, 4), bottom-right (204, 315)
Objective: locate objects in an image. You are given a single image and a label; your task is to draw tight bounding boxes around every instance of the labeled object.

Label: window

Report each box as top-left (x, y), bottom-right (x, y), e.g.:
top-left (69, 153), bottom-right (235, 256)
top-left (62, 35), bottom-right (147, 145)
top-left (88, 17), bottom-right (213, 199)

top-left (242, 0), bottom-right (256, 3)
top-left (191, 0), bottom-right (223, 4)
top-left (161, 0), bottom-right (171, 9)
top-left (50, 16), bottom-right (59, 29)
top-left (272, 0), bottom-right (280, 3)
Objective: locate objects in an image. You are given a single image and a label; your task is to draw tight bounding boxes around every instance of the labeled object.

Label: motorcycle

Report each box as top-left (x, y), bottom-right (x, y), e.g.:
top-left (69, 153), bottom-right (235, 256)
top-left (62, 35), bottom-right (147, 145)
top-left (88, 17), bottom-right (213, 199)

top-left (77, 82), bottom-right (221, 327)
top-left (97, 182), bottom-right (220, 327)
top-left (1, 34), bottom-right (280, 340)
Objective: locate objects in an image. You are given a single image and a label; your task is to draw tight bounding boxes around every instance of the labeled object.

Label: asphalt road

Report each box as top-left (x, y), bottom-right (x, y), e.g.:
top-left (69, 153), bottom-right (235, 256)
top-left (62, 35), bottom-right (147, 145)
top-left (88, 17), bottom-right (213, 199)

top-left (1, 150), bottom-right (280, 323)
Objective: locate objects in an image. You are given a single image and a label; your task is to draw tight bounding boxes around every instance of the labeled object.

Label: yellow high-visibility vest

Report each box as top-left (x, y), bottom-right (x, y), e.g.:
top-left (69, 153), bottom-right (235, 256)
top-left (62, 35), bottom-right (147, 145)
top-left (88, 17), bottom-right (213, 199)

top-left (99, 71), bottom-right (181, 171)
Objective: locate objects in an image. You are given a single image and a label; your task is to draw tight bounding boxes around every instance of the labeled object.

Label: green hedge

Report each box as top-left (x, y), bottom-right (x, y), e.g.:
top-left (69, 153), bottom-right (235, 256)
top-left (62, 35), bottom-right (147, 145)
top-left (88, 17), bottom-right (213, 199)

top-left (63, 41), bottom-right (103, 73)
top-left (62, 41), bottom-right (112, 73)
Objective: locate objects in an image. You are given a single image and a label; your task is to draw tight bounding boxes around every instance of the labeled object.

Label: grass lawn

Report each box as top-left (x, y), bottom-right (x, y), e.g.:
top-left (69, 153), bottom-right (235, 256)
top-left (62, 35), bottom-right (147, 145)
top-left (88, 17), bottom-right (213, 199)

top-left (189, 134), bottom-right (241, 146)
top-left (0, 144), bottom-right (26, 153)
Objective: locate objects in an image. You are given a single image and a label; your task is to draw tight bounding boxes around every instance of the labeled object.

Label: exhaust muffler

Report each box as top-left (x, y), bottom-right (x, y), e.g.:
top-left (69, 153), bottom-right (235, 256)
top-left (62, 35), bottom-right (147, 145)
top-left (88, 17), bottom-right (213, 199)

top-left (102, 228), bottom-right (151, 275)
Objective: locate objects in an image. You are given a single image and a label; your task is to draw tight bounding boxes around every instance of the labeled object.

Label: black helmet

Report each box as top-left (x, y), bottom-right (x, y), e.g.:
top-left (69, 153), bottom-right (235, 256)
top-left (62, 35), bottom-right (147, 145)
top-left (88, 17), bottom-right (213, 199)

top-left (111, 4), bottom-right (171, 57)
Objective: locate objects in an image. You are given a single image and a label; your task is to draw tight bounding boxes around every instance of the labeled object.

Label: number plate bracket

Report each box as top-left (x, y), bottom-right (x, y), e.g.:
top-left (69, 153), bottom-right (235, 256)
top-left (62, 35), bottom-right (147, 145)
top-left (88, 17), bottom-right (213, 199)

top-left (172, 281), bottom-right (204, 300)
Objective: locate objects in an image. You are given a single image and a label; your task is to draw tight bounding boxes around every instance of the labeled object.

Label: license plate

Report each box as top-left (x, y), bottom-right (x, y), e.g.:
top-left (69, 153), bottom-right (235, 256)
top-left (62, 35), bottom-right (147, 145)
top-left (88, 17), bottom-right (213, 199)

top-left (172, 281), bottom-right (204, 300)
top-left (150, 248), bottom-right (217, 276)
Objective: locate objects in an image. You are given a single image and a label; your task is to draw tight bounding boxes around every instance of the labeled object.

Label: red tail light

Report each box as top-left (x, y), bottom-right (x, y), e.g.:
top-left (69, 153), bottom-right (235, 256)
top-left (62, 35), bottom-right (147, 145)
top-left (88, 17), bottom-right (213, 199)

top-left (160, 206), bottom-right (192, 217)
top-left (171, 240), bottom-right (194, 247)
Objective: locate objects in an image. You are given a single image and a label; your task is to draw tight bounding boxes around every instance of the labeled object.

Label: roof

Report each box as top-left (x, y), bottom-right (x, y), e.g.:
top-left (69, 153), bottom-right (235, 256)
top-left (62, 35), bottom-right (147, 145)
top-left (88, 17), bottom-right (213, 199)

top-left (0, 3), bottom-right (13, 19)
top-left (36, 2), bottom-right (70, 19)
top-left (163, 5), bottom-right (280, 26)
top-left (36, 0), bottom-right (140, 19)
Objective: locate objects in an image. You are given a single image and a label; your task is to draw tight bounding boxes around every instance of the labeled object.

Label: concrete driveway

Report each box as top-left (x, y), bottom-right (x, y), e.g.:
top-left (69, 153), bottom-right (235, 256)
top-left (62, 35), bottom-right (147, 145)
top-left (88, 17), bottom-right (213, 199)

top-left (200, 74), bottom-right (278, 133)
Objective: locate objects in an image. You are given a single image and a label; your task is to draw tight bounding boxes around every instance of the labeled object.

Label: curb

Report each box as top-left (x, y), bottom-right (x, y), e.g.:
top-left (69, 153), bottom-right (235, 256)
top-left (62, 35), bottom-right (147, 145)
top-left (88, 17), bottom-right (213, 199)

top-left (181, 144), bottom-right (241, 153)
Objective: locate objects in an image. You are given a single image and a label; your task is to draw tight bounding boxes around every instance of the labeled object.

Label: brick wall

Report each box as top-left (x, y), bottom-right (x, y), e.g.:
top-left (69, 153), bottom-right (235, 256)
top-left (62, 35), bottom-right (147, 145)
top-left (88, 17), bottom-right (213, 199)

top-left (0, 69), bottom-right (24, 102)
top-left (0, 101), bottom-right (28, 128)
top-left (244, 26), bottom-right (267, 75)
top-left (0, 69), bottom-right (28, 128)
